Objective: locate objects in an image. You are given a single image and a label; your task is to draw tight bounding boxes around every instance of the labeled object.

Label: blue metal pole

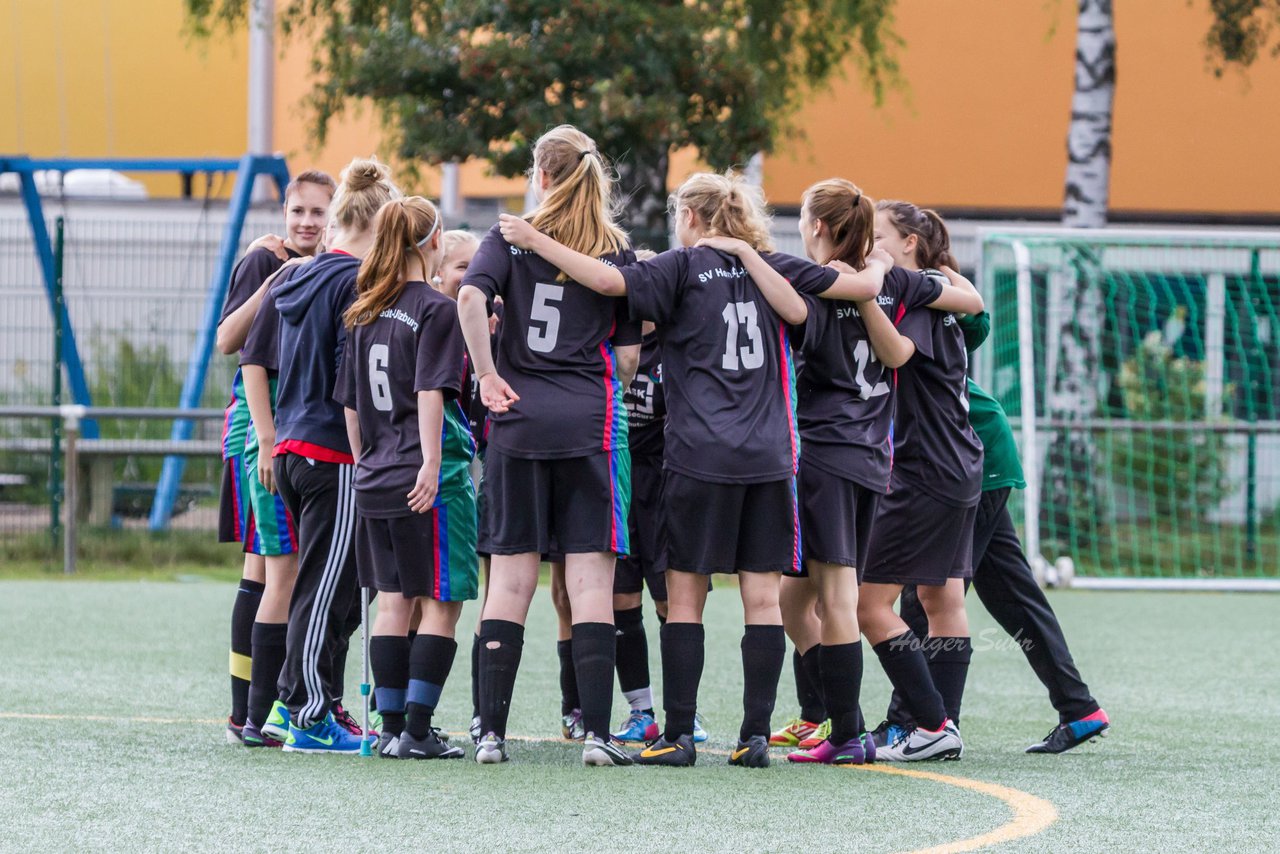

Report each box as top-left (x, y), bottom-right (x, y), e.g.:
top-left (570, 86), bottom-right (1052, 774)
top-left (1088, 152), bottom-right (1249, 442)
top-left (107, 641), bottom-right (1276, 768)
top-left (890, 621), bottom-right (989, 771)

top-left (17, 164), bottom-right (98, 437)
top-left (147, 155), bottom-right (286, 530)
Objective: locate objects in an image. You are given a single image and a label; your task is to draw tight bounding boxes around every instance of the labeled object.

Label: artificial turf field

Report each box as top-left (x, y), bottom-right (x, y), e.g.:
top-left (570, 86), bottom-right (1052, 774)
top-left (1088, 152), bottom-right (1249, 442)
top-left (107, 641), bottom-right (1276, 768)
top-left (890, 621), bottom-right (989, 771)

top-left (1, 579), bottom-right (1277, 853)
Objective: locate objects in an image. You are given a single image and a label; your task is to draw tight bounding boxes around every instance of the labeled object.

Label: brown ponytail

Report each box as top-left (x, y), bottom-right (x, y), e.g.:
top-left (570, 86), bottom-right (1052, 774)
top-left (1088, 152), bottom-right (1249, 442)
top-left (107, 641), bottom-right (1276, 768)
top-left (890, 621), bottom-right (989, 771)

top-left (876, 200), bottom-right (957, 269)
top-left (344, 196), bottom-right (441, 328)
top-left (673, 171), bottom-right (775, 251)
top-left (803, 178), bottom-right (873, 268)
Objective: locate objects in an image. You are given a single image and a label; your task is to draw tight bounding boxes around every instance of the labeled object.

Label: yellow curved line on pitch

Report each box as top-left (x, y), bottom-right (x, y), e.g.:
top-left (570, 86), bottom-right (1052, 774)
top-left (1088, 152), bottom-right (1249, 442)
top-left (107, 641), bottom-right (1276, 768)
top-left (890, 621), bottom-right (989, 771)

top-left (855, 763), bottom-right (1058, 854)
top-left (0, 713), bottom-right (1058, 852)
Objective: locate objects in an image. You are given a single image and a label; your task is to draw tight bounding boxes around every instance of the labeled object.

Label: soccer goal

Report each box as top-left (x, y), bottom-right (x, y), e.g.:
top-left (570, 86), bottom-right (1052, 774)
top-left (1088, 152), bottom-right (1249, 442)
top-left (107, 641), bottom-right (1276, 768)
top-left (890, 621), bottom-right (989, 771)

top-left (976, 226), bottom-right (1280, 590)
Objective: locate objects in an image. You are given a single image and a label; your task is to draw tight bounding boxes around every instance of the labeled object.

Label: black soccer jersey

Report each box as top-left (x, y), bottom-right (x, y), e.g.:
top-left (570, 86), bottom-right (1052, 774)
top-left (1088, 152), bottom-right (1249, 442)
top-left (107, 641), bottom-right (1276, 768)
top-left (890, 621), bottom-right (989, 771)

top-left (890, 276), bottom-right (985, 507)
top-left (795, 267), bottom-right (942, 493)
top-left (622, 247), bottom-right (836, 485)
top-left (333, 282), bottom-right (473, 517)
top-left (624, 332), bottom-right (665, 461)
top-left (220, 247), bottom-right (300, 327)
top-left (461, 225), bottom-right (641, 459)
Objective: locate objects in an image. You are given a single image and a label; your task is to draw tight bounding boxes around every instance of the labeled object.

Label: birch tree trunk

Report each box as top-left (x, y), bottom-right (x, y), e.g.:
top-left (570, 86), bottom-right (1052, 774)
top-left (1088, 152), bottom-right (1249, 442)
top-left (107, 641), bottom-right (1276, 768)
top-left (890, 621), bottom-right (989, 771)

top-left (1044, 0), bottom-right (1116, 551)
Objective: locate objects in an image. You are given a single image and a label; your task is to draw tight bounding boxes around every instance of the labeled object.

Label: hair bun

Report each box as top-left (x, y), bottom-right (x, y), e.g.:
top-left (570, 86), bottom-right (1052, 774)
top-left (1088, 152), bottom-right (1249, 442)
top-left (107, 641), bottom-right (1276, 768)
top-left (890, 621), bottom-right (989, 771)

top-left (343, 157), bottom-right (389, 192)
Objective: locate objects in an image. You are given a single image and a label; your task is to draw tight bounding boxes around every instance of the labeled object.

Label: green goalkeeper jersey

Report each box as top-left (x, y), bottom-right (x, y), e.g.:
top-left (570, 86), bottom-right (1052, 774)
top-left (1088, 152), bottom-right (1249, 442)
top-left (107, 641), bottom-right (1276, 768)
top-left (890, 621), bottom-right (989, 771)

top-left (958, 312), bottom-right (1026, 492)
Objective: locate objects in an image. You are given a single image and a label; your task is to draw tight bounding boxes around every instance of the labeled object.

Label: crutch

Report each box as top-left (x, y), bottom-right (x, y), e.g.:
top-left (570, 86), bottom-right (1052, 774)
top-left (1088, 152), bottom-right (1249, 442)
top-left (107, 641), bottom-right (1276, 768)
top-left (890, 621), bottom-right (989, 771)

top-left (359, 586), bottom-right (374, 756)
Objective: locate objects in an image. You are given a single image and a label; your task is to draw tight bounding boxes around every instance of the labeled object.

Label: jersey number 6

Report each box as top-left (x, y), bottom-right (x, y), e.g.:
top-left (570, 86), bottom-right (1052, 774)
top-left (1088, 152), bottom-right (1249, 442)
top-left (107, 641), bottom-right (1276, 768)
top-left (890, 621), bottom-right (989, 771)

top-left (528, 282), bottom-right (564, 353)
top-left (369, 343), bottom-right (393, 412)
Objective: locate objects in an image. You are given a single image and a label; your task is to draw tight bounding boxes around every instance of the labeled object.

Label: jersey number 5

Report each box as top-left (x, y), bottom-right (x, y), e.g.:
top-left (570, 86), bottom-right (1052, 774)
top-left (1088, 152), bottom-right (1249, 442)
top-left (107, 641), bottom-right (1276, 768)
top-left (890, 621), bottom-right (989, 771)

top-left (721, 301), bottom-right (764, 371)
top-left (528, 282), bottom-right (564, 353)
top-left (369, 343), bottom-right (393, 412)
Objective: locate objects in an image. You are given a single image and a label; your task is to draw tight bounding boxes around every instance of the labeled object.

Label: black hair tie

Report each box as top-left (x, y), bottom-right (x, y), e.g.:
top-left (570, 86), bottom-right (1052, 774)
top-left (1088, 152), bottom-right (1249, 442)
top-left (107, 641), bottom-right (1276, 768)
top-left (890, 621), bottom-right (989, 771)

top-left (852, 191), bottom-right (862, 208)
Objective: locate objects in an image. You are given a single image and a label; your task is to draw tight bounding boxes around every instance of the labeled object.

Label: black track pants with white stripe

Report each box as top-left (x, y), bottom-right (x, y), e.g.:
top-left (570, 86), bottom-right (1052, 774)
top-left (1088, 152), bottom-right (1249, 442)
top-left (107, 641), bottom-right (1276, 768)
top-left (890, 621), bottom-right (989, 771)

top-left (274, 454), bottom-right (359, 729)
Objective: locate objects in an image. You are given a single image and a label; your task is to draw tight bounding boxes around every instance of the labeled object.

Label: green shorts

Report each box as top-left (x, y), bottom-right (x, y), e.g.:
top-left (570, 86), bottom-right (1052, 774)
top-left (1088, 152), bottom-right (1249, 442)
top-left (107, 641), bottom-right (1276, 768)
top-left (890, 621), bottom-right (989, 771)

top-left (242, 437), bottom-right (298, 557)
top-left (355, 481), bottom-right (479, 602)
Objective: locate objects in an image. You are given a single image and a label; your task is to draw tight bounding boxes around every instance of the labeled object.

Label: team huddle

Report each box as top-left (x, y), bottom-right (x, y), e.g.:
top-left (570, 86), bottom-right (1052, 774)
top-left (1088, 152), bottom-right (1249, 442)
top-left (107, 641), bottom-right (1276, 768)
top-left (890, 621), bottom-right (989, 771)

top-left (218, 124), bottom-right (1109, 768)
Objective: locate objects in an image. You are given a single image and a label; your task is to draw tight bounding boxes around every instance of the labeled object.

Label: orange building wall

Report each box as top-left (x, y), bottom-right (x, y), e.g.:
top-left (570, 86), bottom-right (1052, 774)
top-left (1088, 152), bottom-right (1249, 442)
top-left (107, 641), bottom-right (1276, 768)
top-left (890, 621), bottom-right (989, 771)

top-left (6, 1), bottom-right (1278, 216)
top-left (0, 0), bottom-right (249, 197)
top-left (763, 0), bottom-right (1280, 215)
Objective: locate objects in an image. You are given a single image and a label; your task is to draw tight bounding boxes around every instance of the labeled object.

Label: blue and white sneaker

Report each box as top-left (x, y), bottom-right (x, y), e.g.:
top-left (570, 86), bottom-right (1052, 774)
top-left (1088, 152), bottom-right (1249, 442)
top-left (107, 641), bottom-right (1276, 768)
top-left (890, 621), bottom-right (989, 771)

top-left (693, 713), bottom-right (709, 744)
top-left (282, 714), bottom-right (364, 754)
top-left (612, 710), bottom-right (659, 743)
top-left (261, 700), bottom-right (291, 742)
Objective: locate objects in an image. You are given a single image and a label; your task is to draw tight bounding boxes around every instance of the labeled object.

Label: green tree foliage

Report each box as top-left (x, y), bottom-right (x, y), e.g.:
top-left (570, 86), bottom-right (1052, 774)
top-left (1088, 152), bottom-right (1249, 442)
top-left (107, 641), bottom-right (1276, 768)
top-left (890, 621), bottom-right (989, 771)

top-left (185, 0), bottom-right (897, 244)
top-left (1204, 0), bottom-right (1280, 74)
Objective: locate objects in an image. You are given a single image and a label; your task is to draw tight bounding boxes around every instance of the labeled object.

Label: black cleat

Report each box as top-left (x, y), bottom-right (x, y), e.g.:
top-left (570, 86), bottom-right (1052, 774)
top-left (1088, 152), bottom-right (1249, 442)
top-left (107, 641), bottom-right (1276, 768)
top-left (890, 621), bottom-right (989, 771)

top-left (397, 727), bottom-right (465, 760)
top-left (728, 735), bottom-right (771, 768)
top-left (1026, 709), bottom-right (1110, 754)
top-left (631, 733), bottom-right (696, 767)
top-left (376, 731), bottom-right (401, 758)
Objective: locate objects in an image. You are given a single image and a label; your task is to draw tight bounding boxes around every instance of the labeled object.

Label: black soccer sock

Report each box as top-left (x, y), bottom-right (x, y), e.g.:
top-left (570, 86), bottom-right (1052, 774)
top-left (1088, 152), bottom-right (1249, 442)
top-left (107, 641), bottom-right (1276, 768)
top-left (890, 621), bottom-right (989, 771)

top-left (571, 622), bottom-right (617, 738)
top-left (872, 631), bottom-right (947, 732)
top-left (246, 621), bottom-right (286, 728)
top-left (821, 642), bottom-right (864, 744)
top-left (661, 622), bottom-right (705, 741)
top-left (740, 625), bottom-right (786, 742)
top-left (798, 644), bottom-right (826, 723)
top-left (479, 620), bottom-right (525, 739)
top-left (470, 632), bottom-right (481, 718)
top-left (923, 636), bottom-right (972, 726)
top-left (656, 611), bottom-right (668, 627)
top-left (229, 578), bottom-right (264, 725)
top-left (370, 635), bottom-right (410, 737)
top-left (613, 607), bottom-right (651, 699)
top-left (405, 633), bottom-right (458, 739)
top-left (557, 638), bottom-right (580, 715)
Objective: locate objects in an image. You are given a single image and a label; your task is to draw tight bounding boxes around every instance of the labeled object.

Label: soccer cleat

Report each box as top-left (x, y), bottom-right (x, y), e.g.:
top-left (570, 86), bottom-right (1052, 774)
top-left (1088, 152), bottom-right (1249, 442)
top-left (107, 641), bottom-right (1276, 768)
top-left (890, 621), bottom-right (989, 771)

top-left (333, 703), bottom-right (377, 739)
top-left (561, 709), bottom-right (585, 741)
top-left (631, 733), bottom-right (696, 767)
top-left (862, 731), bottom-right (878, 764)
top-left (583, 733), bottom-right (635, 766)
top-left (728, 735), bottom-right (771, 768)
top-left (282, 714), bottom-right (364, 754)
top-left (242, 719), bottom-right (283, 749)
top-left (262, 700), bottom-right (291, 742)
top-left (225, 717), bottom-right (245, 745)
top-left (787, 735), bottom-right (869, 765)
top-left (475, 732), bottom-right (509, 764)
top-left (693, 712), bottom-right (709, 744)
top-left (398, 728), bottom-right (465, 760)
top-left (469, 715), bottom-right (482, 744)
top-left (798, 719), bottom-right (831, 750)
top-left (1026, 709), bottom-right (1110, 754)
top-left (876, 720), bottom-right (963, 762)
top-left (612, 710), bottom-right (660, 743)
top-left (376, 731), bottom-right (401, 758)
top-left (868, 719), bottom-right (906, 750)
top-left (769, 717), bottom-right (820, 747)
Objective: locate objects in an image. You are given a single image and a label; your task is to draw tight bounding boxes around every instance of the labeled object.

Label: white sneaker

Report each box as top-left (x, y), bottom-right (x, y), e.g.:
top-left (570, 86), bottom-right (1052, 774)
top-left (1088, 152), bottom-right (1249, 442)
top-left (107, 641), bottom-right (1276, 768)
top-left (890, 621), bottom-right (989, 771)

top-left (877, 720), bottom-right (963, 762)
top-left (475, 732), bottom-right (509, 764)
top-left (582, 732), bottom-right (634, 767)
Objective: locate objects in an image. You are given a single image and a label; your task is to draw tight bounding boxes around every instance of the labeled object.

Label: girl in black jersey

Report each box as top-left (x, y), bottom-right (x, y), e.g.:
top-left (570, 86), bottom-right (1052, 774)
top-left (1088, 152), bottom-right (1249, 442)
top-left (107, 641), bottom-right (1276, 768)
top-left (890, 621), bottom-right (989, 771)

top-left (499, 170), bottom-right (887, 768)
top-left (710, 179), bottom-right (983, 765)
top-left (851, 201), bottom-right (985, 762)
top-left (334, 197), bottom-right (478, 760)
top-left (457, 125), bottom-right (641, 767)
top-left (241, 158), bottom-right (400, 753)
